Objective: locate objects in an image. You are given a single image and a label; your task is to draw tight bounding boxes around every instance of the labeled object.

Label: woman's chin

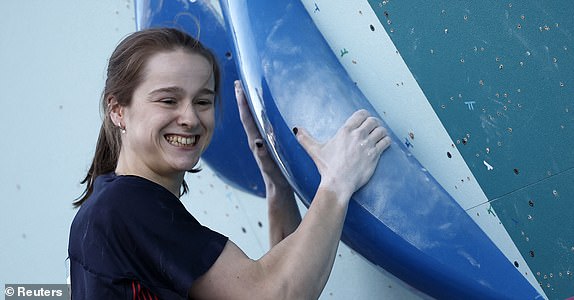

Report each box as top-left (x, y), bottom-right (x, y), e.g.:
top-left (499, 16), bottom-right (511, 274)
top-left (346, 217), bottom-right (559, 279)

top-left (171, 161), bottom-right (200, 173)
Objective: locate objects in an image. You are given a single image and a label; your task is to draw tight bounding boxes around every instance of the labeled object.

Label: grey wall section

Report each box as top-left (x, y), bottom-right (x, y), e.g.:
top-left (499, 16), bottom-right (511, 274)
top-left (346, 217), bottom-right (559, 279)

top-left (0, 0), bottom-right (136, 287)
top-left (0, 1), bottom-right (424, 299)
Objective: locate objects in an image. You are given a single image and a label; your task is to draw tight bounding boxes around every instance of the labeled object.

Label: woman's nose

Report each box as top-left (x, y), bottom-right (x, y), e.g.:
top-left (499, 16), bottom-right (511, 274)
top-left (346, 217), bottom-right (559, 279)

top-left (178, 102), bottom-right (199, 128)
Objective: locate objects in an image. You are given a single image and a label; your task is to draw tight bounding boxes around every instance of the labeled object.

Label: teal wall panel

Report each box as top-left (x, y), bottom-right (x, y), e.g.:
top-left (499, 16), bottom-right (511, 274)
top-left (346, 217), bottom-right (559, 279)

top-left (489, 168), bottom-right (574, 299)
top-left (368, 0), bottom-right (573, 199)
top-left (368, 1), bottom-right (574, 298)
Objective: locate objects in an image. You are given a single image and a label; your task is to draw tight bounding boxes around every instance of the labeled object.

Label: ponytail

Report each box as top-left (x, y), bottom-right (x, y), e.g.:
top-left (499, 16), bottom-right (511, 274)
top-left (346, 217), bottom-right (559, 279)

top-left (73, 117), bottom-right (121, 207)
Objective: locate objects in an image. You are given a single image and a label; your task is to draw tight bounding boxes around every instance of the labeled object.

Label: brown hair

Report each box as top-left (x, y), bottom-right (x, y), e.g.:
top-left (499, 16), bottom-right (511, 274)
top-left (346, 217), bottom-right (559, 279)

top-left (74, 27), bottom-right (220, 207)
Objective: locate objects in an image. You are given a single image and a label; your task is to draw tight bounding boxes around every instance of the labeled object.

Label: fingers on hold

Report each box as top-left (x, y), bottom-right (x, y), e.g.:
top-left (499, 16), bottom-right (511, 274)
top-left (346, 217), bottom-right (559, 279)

top-left (375, 136), bottom-right (392, 153)
top-left (253, 139), bottom-right (268, 156)
top-left (254, 139), bottom-right (264, 149)
top-left (380, 126), bottom-right (388, 137)
top-left (369, 126), bottom-right (388, 141)
top-left (234, 80), bottom-right (245, 101)
top-left (356, 109), bottom-right (370, 118)
top-left (359, 116), bottom-right (381, 135)
top-left (234, 81), bottom-right (260, 137)
top-left (294, 127), bottom-right (319, 154)
top-left (345, 109), bottom-right (371, 130)
top-left (237, 102), bottom-right (257, 134)
top-left (294, 126), bottom-right (306, 141)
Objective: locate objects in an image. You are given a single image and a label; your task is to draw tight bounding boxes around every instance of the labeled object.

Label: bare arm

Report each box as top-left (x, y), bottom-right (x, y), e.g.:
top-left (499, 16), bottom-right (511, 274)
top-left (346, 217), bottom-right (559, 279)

top-left (266, 181), bottom-right (301, 247)
top-left (234, 80), bottom-right (301, 247)
top-left (190, 187), bottom-right (347, 300)
top-left (188, 81), bottom-right (391, 300)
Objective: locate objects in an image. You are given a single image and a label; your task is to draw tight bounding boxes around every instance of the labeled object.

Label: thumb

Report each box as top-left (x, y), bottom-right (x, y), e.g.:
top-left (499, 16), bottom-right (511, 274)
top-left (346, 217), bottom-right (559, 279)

top-left (293, 127), bottom-right (321, 158)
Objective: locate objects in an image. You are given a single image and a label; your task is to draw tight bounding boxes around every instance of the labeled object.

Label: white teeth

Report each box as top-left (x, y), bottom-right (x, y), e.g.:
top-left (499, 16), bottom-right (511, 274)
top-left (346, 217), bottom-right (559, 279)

top-left (166, 135), bottom-right (197, 146)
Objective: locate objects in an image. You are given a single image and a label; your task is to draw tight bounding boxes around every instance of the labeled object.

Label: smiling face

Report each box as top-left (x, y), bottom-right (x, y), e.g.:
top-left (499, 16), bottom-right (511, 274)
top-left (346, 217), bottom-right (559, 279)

top-left (112, 49), bottom-right (215, 191)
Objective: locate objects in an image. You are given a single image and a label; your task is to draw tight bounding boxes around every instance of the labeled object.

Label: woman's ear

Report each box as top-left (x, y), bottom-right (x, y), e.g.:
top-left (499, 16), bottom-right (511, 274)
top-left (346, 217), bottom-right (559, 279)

top-left (108, 96), bottom-right (124, 127)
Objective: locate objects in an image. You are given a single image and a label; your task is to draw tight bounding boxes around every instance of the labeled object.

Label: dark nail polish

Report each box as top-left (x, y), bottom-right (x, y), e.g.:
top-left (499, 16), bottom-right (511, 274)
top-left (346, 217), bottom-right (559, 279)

top-left (292, 127), bottom-right (298, 135)
top-left (255, 141), bottom-right (263, 148)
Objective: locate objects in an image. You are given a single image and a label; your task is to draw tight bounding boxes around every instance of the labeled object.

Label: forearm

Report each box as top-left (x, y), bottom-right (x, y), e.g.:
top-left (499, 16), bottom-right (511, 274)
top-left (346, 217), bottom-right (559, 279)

top-left (266, 181), bottom-right (301, 247)
top-left (189, 184), bottom-right (353, 300)
top-left (260, 186), bottom-right (348, 299)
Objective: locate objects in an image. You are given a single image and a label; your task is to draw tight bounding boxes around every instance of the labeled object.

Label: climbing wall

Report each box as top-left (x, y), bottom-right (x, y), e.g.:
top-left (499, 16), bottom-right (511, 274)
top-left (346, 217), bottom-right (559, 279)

top-left (366, 1), bottom-right (574, 298)
top-left (0, 1), bottom-right (424, 299)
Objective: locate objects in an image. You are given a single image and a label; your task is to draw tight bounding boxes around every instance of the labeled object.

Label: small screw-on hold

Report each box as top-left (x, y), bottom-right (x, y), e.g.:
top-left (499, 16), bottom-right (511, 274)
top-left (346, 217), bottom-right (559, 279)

top-left (370, 24), bottom-right (375, 31)
top-left (529, 250), bottom-right (535, 257)
top-left (514, 261), bottom-right (520, 268)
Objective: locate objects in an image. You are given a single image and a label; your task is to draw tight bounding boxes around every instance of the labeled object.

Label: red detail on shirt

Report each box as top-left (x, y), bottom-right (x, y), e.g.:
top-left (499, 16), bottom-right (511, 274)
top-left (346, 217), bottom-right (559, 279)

top-left (131, 281), bottom-right (158, 300)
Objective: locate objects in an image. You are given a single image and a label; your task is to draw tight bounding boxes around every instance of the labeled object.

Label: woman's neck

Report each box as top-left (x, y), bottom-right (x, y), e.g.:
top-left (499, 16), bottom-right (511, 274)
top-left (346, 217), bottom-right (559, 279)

top-left (115, 156), bottom-right (184, 198)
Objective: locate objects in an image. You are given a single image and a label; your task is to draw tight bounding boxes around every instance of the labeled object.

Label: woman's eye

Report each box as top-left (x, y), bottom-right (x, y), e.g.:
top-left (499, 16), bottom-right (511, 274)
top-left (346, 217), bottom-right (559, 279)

top-left (196, 99), bottom-right (214, 106)
top-left (160, 98), bottom-right (176, 104)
